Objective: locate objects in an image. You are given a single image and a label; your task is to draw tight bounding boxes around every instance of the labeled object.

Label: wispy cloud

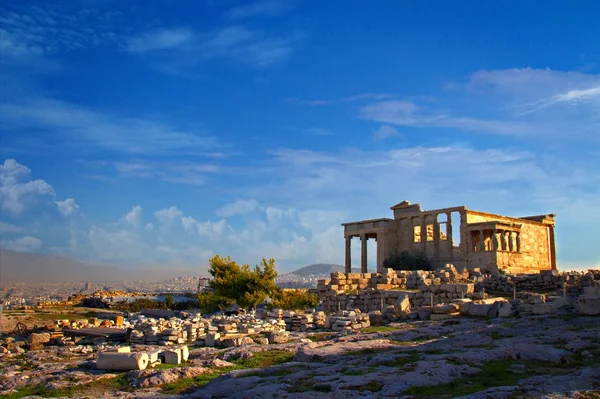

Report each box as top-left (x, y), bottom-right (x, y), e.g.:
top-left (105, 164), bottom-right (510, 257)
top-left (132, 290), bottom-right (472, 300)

top-left (359, 100), bottom-right (533, 136)
top-left (372, 125), bottom-right (401, 140)
top-left (285, 126), bottom-right (334, 136)
top-left (0, 98), bottom-right (218, 155)
top-left (126, 25), bottom-right (301, 71)
top-left (0, 236), bottom-right (43, 252)
top-left (0, 4), bottom-right (124, 68)
top-left (466, 68), bottom-right (600, 115)
top-left (126, 28), bottom-right (195, 53)
top-left (286, 93), bottom-right (397, 106)
top-left (253, 144), bottom-right (600, 227)
top-left (225, 0), bottom-right (293, 20)
top-left (83, 159), bottom-right (222, 186)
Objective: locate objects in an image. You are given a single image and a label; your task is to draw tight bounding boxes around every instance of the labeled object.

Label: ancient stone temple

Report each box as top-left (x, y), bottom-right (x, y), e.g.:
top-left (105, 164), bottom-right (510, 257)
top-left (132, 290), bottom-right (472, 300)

top-left (342, 201), bottom-right (556, 275)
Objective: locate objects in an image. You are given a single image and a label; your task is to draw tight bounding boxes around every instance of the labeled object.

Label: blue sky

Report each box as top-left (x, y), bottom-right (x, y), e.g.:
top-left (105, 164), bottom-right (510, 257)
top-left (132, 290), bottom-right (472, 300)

top-left (1, 0), bottom-right (599, 272)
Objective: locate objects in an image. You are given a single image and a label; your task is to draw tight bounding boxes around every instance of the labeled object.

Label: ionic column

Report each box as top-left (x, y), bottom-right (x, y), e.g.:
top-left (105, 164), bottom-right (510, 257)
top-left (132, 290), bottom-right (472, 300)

top-left (376, 232), bottom-right (387, 273)
top-left (446, 212), bottom-right (453, 258)
top-left (345, 237), bottom-right (352, 274)
top-left (420, 216), bottom-right (427, 252)
top-left (433, 214), bottom-right (440, 258)
top-left (361, 235), bottom-right (368, 273)
top-left (549, 226), bottom-right (557, 270)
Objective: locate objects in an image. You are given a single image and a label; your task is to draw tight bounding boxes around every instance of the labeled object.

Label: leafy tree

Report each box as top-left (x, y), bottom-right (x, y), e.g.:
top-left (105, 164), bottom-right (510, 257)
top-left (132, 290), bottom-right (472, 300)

top-left (198, 255), bottom-right (281, 313)
top-left (268, 289), bottom-right (321, 310)
top-left (383, 249), bottom-right (434, 271)
top-left (164, 294), bottom-right (175, 309)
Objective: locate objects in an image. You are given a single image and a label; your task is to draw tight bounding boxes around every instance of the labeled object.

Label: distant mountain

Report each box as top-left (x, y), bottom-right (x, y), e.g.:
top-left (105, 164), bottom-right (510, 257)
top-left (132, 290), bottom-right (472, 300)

top-left (290, 263), bottom-right (358, 277)
top-left (0, 250), bottom-right (206, 284)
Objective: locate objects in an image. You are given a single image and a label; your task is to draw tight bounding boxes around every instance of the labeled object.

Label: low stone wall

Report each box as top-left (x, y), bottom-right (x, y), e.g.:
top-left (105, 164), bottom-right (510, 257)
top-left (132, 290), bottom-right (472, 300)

top-left (476, 269), bottom-right (600, 294)
top-left (317, 266), bottom-right (600, 314)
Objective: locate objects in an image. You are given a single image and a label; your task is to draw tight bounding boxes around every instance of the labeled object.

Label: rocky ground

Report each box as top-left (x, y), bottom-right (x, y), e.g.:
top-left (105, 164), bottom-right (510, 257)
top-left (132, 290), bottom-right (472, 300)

top-left (1, 311), bottom-right (599, 399)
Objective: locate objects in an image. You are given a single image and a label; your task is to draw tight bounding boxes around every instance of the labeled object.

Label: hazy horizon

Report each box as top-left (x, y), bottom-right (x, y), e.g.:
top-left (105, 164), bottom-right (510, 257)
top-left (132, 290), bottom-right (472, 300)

top-left (0, 249), bottom-right (596, 285)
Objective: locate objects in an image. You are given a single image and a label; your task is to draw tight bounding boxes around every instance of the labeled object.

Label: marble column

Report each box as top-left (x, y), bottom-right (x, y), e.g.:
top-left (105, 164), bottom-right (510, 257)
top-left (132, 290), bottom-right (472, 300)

top-left (549, 226), bottom-right (557, 270)
top-left (446, 212), bottom-right (453, 258)
top-left (433, 214), bottom-right (440, 258)
top-left (345, 237), bottom-right (352, 274)
top-left (516, 232), bottom-right (521, 252)
top-left (420, 216), bottom-right (427, 252)
top-left (361, 235), bottom-right (368, 273)
top-left (508, 231), bottom-right (515, 252)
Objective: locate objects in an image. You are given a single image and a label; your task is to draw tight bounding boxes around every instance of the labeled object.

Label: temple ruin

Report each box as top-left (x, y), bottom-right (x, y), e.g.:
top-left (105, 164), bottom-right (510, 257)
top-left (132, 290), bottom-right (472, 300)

top-left (342, 201), bottom-right (556, 275)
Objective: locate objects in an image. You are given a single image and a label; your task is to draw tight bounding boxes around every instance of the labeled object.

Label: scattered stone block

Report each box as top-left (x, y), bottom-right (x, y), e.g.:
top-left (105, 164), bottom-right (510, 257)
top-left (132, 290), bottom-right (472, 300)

top-left (164, 349), bottom-right (182, 364)
top-left (205, 333), bottom-right (221, 347)
top-left (97, 352), bottom-right (149, 371)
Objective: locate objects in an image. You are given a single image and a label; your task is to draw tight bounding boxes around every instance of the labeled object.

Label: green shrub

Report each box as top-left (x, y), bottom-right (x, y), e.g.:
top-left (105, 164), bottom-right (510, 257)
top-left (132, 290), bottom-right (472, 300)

top-left (268, 289), bottom-right (320, 310)
top-left (383, 249), bottom-right (433, 271)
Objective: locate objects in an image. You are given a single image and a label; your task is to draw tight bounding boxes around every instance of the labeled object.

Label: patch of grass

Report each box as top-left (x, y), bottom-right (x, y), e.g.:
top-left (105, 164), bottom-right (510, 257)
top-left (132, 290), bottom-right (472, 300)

top-left (161, 350), bottom-right (294, 394)
top-left (403, 359), bottom-right (572, 398)
top-left (552, 313), bottom-right (584, 321)
top-left (379, 352), bottom-right (420, 368)
top-left (341, 366), bottom-right (378, 376)
top-left (161, 372), bottom-right (223, 394)
top-left (345, 381), bottom-right (383, 392)
top-left (344, 348), bottom-right (379, 356)
top-left (305, 332), bottom-right (335, 342)
top-left (31, 313), bottom-right (84, 320)
top-left (313, 383), bottom-right (333, 392)
top-left (17, 361), bottom-right (36, 371)
top-left (1, 374), bottom-right (128, 399)
top-left (441, 320), bottom-right (461, 326)
top-left (341, 367), bottom-right (363, 376)
top-left (487, 331), bottom-right (515, 340)
top-left (568, 324), bottom-right (597, 332)
top-left (152, 361), bottom-right (192, 370)
top-left (232, 350), bottom-right (295, 369)
top-left (464, 343), bottom-right (497, 349)
top-left (362, 325), bottom-right (400, 334)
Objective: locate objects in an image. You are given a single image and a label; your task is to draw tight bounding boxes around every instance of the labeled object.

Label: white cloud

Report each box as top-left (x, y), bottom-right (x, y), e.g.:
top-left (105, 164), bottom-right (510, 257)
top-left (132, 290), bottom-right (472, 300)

top-left (124, 205), bottom-right (142, 226)
top-left (145, 222), bottom-right (154, 231)
top-left (0, 236), bottom-right (42, 252)
top-left (197, 219), bottom-right (231, 236)
top-left (217, 199), bottom-right (261, 217)
top-left (0, 221), bottom-right (26, 233)
top-left (372, 125), bottom-right (400, 140)
top-left (0, 159), bottom-right (55, 216)
top-left (154, 206), bottom-right (184, 229)
top-left (56, 198), bottom-right (79, 216)
top-left (87, 226), bottom-right (148, 262)
top-left (181, 215), bottom-right (198, 233)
